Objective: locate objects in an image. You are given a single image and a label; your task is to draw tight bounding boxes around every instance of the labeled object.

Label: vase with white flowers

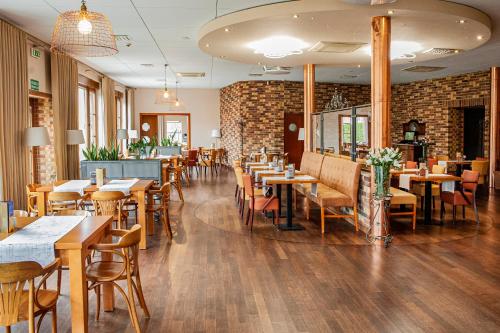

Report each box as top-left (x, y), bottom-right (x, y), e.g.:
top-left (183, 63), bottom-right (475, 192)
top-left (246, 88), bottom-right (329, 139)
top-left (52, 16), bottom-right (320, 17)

top-left (366, 147), bottom-right (403, 199)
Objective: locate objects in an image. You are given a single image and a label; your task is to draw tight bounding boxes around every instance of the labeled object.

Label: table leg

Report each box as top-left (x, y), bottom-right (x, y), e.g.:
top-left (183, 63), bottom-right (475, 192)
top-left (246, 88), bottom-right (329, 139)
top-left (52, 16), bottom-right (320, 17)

top-left (276, 184), bottom-right (282, 217)
top-left (67, 249), bottom-right (89, 333)
top-left (147, 192), bottom-right (154, 236)
top-left (137, 190), bottom-right (148, 250)
top-left (102, 229), bottom-right (115, 312)
top-left (278, 184), bottom-right (305, 231)
top-left (455, 164), bottom-right (462, 177)
top-left (424, 180), bottom-right (432, 225)
top-left (36, 191), bottom-right (48, 216)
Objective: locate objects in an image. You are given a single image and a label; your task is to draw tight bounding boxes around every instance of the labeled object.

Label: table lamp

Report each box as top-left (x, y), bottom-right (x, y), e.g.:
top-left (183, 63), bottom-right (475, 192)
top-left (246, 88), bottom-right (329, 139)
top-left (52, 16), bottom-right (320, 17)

top-left (211, 129), bottom-right (221, 148)
top-left (24, 127), bottom-right (51, 183)
top-left (117, 129), bottom-right (128, 140)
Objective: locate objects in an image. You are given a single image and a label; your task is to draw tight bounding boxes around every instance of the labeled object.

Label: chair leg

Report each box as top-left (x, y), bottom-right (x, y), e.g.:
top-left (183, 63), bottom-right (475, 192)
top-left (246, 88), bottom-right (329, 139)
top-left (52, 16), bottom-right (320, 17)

top-left (353, 205), bottom-right (359, 232)
top-left (452, 205), bottom-right (456, 223)
top-left (245, 208), bottom-right (251, 225)
top-left (235, 185), bottom-right (239, 200)
top-left (250, 209), bottom-right (255, 231)
top-left (133, 274), bottom-right (150, 317)
top-left (162, 208), bottom-right (172, 239)
top-left (412, 204), bottom-right (417, 231)
top-left (126, 278), bottom-right (141, 333)
top-left (462, 206), bottom-right (465, 220)
top-left (305, 199), bottom-right (310, 220)
top-left (95, 284), bottom-right (101, 320)
top-left (51, 306), bottom-right (57, 333)
top-left (432, 196), bottom-right (435, 209)
top-left (473, 199), bottom-right (480, 224)
top-left (321, 207), bottom-right (326, 234)
top-left (420, 197), bottom-right (424, 211)
top-left (440, 200), bottom-right (445, 220)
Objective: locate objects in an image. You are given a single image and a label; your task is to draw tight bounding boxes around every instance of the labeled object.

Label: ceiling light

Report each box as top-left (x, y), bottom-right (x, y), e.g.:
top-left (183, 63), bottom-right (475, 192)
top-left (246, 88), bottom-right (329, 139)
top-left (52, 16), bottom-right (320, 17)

top-left (205, 43), bottom-right (210, 47)
top-left (163, 64), bottom-right (169, 99)
top-left (357, 64), bottom-right (361, 68)
top-left (387, 10), bottom-right (394, 15)
top-left (363, 41), bottom-right (422, 60)
top-left (224, 28), bottom-right (230, 32)
top-left (293, 14), bottom-right (299, 19)
top-left (248, 36), bottom-right (309, 59)
top-left (458, 19), bottom-right (466, 24)
top-left (477, 35), bottom-right (483, 40)
top-left (371, 0), bottom-right (398, 4)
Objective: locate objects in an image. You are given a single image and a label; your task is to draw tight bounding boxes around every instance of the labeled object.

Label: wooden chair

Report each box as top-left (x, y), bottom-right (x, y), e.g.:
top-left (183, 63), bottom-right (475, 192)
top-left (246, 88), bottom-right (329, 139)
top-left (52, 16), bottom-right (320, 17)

top-left (234, 167), bottom-right (246, 217)
top-left (47, 192), bottom-right (85, 215)
top-left (388, 187), bottom-right (417, 230)
top-left (54, 209), bottom-right (91, 217)
top-left (166, 165), bottom-right (184, 202)
top-left (471, 160), bottom-right (489, 186)
top-left (199, 149), bottom-right (218, 176)
top-left (440, 170), bottom-right (480, 223)
top-left (91, 191), bottom-right (129, 229)
top-left (405, 161), bottom-right (417, 169)
top-left (86, 225), bottom-right (150, 333)
top-left (147, 183), bottom-right (172, 240)
top-left (411, 164), bottom-right (445, 210)
top-left (13, 210), bottom-right (29, 217)
top-left (26, 184), bottom-right (40, 216)
top-left (0, 259), bottom-right (60, 333)
top-left (216, 148), bottom-right (225, 168)
top-left (178, 156), bottom-right (190, 186)
top-left (186, 149), bottom-right (199, 176)
top-left (436, 155), bottom-right (449, 161)
top-left (242, 174), bottom-right (279, 231)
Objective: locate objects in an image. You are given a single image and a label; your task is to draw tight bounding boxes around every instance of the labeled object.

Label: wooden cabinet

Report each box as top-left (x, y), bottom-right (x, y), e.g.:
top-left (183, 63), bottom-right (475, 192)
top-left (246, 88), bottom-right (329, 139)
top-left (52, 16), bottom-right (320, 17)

top-left (394, 143), bottom-right (423, 162)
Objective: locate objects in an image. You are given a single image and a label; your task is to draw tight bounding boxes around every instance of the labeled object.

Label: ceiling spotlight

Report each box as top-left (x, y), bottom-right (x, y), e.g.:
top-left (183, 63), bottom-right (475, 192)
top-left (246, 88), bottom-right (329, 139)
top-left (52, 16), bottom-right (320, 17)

top-left (454, 49), bottom-right (460, 53)
top-left (357, 64), bottom-right (361, 68)
top-left (248, 36), bottom-right (309, 59)
top-left (205, 43), bottom-right (210, 47)
top-left (477, 35), bottom-right (483, 40)
top-left (293, 14), bottom-right (299, 19)
top-left (224, 28), bottom-right (230, 32)
top-left (363, 41), bottom-right (422, 60)
top-left (387, 10), bottom-right (394, 15)
top-left (458, 19), bottom-right (466, 24)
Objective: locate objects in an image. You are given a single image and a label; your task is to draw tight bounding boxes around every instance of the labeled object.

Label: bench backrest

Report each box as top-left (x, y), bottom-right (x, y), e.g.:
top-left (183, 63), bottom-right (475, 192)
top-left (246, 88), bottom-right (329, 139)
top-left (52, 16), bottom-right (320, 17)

top-left (299, 152), bottom-right (324, 179)
top-left (319, 156), bottom-right (362, 204)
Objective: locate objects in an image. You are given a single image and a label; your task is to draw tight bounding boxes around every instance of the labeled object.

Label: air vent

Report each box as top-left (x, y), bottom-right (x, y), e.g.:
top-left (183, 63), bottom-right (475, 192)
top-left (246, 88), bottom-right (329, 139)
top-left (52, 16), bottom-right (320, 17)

top-left (263, 66), bottom-right (292, 75)
top-left (140, 64), bottom-right (154, 67)
top-left (423, 48), bottom-right (462, 55)
top-left (309, 41), bottom-right (367, 53)
top-left (176, 72), bottom-right (206, 78)
top-left (113, 34), bottom-right (131, 42)
top-left (402, 65), bottom-right (447, 73)
top-left (249, 73), bottom-right (264, 77)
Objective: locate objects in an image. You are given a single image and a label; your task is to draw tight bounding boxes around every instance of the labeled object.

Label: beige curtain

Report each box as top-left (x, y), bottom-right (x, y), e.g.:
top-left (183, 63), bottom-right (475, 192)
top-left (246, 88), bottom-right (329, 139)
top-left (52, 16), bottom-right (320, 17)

top-left (102, 77), bottom-right (116, 145)
top-left (51, 51), bottom-right (79, 180)
top-left (127, 88), bottom-right (135, 130)
top-left (0, 21), bottom-right (30, 209)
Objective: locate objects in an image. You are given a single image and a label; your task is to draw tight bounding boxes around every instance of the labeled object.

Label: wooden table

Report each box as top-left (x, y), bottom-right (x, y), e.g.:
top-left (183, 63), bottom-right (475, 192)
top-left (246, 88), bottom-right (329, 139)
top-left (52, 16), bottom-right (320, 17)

top-left (443, 160), bottom-right (473, 176)
top-left (1, 216), bottom-right (114, 333)
top-left (35, 179), bottom-right (154, 250)
top-left (395, 174), bottom-right (461, 225)
top-left (262, 175), bottom-right (319, 231)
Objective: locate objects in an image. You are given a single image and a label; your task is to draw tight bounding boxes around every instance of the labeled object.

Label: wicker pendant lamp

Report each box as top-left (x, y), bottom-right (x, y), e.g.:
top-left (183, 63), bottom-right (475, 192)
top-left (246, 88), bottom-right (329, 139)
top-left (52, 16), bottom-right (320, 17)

top-left (51, 0), bottom-right (118, 57)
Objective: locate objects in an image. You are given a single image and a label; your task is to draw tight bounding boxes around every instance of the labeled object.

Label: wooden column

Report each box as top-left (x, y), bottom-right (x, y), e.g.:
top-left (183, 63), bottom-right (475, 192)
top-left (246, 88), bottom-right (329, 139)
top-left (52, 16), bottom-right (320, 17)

top-left (304, 64), bottom-right (315, 152)
top-left (490, 67), bottom-right (500, 186)
top-left (371, 16), bottom-right (391, 148)
top-left (370, 16), bottom-right (391, 238)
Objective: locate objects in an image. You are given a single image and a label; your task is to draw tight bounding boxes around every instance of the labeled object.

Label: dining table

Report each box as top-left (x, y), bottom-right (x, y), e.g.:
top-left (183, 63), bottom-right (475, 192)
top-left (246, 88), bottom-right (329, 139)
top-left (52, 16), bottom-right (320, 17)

top-left (438, 160), bottom-right (473, 176)
top-left (35, 179), bottom-right (155, 250)
top-left (262, 175), bottom-right (319, 231)
top-left (0, 215), bottom-right (114, 333)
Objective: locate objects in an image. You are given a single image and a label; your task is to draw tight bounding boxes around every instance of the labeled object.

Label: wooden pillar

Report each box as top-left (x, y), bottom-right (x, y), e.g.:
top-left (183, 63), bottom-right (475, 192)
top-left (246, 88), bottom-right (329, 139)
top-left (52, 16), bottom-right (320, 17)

top-left (371, 16), bottom-right (391, 149)
top-left (304, 64), bottom-right (315, 152)
top-left (490, 67), bottom-right (500, 186)
top-left (370, 16), bottom-right (391, 239)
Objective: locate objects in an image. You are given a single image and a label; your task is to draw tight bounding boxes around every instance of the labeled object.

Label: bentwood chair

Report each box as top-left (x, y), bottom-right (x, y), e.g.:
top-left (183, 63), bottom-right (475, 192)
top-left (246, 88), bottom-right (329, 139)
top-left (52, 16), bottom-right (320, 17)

top-left (440, 170), bottom-right (480, 223)
top-left (200, 149), bottom-right (218, 176)
top-left (147, 182), bottom-right (172, 240)
top-left (242, 174), bottom-right (279, 231)
top-left (26, 184), bottom-right (40, 216)
top-left (86, 225), bottom-right (150, 333)
top-left (178, 156), bottom-right (190, 186)
top-left (91, 191), bottom-right (129, 229)
top-left (47, 192), bottom-right (86, 215)
top-left (166, 165), bottom-right (185, 202)
top-left (54, 209), bottom-right (91, 217)
top-left (187, 149), bottom-right (199, 176)
top-left (0, 259), bottom-right (60, 333)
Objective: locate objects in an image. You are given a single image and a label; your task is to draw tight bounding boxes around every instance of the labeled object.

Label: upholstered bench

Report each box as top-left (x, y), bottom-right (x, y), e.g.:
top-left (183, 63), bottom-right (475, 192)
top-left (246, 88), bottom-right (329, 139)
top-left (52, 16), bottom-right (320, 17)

top-left (293, 151), bottom-right (325, 200)
top-left (388, 187), bottom-right (417, 230)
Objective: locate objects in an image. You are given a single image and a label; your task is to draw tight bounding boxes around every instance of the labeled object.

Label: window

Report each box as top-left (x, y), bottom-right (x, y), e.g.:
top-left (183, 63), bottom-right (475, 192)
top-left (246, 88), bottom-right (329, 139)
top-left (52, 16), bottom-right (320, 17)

top-left (166, 121), bottom-right (182, 143)
top-left (339, 115), bottom-right (370, 150)
top-left (78, 82), bottom-right (98, 159)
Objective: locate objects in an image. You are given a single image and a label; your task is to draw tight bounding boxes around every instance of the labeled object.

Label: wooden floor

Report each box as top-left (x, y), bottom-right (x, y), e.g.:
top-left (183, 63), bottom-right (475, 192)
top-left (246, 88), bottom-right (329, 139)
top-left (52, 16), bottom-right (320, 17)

top-left (17, 168), bottom-right (500, 332)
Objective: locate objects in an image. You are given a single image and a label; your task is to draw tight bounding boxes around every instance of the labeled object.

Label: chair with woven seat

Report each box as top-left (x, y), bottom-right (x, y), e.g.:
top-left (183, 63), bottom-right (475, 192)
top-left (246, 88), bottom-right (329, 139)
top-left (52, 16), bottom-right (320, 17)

top-left (166, 165), bottom-right (184, 202)
top-left (0, 259), bottom-right (60, 333)
top-left (54, 209), bottom-right (91, 217)
top-left (147, 182), bottom-right (172, 240)
top-left (91, 191), bottom-right (129, 229)
top-left (86, 225), bottom-right (149, 333)
top-left (411, 164), bottom-right (445, 210)
top-left (26, 184), bottom-right (40, 216)
top-left (242, 174), bottom-right (279, 231)
top-left (47, 191), bottom-right (86, 215)
top-left (199, 149), bottom-right (218, 176)
top-left (440, 170), bottom-right (480, 223)
top-left (178, 156), bottom-right (190, 186)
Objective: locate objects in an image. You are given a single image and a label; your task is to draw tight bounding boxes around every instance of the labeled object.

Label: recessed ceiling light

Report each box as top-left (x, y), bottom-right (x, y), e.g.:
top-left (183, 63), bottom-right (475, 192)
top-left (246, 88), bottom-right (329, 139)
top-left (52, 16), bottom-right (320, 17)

top-left (248, 36), bottom-right (309, 59)
top-left (257, 62), bottom-right (262, 65)
top-left (182, 36), bottom-right (191, 40)
top-left (220, 55), bottom-right (226, 59)
top-left (140, 63), bottom-right (154, 67)
top-left (458, 19), bottom-right (466, 24)
top-left (454, 49), bottom-right (460, 53)
top-left (477, 35), bottom-right (483, 40)
top-left (293, 14), bottom-right (299, 19)
top-left (224, 28), bottom-right (230, 32)
top-left (388, 10), bottom-right (394, 15)
top-left (357, 64), bottom-right (361, 68)
top-left (205, 43), bottom-right (210, 47)
top-left (363, 41), bottom-right (422, 60)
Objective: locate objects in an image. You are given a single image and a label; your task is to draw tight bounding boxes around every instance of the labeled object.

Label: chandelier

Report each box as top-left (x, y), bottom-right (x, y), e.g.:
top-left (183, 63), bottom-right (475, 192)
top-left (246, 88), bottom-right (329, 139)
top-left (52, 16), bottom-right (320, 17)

top-left (324, 89), bottom-right (350, 111)
top-left (51, 0), bottom-right (118, 57)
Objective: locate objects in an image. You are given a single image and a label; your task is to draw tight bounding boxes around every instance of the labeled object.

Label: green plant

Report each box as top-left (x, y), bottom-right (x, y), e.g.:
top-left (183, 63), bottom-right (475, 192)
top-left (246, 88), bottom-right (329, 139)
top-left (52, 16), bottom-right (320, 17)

top-left (82, 144), bottom-right (99, 161)
top-left (160, 130), bottom-right (179, 146)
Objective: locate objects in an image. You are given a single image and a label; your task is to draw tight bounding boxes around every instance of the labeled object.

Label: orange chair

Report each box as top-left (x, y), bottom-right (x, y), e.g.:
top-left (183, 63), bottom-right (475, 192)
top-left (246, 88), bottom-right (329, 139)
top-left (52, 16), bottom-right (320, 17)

top-left (440, 170), bottom-right (480, 223)
top-left (242, 174), bottom-right (279, 231)
top-left (428, 157), bottom-right (438, 170)
top-left (405, 161), bottom-right (417, 169)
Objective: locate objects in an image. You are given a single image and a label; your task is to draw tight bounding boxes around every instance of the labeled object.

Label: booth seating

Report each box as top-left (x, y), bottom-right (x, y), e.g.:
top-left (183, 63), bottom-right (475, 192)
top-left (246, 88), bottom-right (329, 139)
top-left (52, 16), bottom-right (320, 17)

top-left (389, 187), bottom-right (417, 230)
top-left (295, 152), bottom-right (362, 234)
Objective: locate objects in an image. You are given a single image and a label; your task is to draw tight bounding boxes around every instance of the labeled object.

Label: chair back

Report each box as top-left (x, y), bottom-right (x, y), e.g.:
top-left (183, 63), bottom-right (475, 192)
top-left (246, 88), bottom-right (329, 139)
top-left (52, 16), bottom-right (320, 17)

top-left (118, 225), bottom-right (142, 275)
top-left (210, 149), bottom-right (217, 161)
top-left (427, 158), bottom-right (438, 170)
top-left (157, 182), bottom-right (171, 207)
top-left (436, 155), bottom-right (449, 161)
top-left (432, 164), bottom-right (446, 174)
top-left (26, 184), bottom-right (40, 215)
top-left (242, 174), bottom-right (255, 198)
top-left (405, 161), bottom-right (417, 169)
top-left (55, 209), bottom-right (91, 217)
top-left (232, 160), bottom-right (241, 168)
top-left (471, 160), bottom-right (489, 176)
top-left (188, 149), bottom-right (198, 161)
top-left (234, 167), bottom-right (244, 187)
top-left (91, 191), bottom-right (125, 217)
top-left (462, 170), bottom-right (480, 192)
top-left (47, 191), bottom-right (82, 214)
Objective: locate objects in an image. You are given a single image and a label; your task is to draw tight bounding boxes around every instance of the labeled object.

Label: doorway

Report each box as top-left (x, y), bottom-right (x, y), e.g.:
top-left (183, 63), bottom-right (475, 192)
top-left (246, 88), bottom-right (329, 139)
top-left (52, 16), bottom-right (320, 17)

top-left (463, 106), bottom-right (485, 160)
top-left (284, 113), bottom-right (304, 168)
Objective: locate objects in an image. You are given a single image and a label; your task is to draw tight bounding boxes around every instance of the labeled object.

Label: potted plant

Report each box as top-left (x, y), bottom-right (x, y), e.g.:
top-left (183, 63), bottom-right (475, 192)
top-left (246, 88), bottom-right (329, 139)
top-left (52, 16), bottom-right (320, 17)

top-left (366, 147), bottom-right (402, 199)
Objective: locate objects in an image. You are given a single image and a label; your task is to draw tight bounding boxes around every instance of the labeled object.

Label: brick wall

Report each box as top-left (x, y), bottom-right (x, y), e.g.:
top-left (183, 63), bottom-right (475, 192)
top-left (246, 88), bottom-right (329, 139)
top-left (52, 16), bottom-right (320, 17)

top-left (391, 71), bottom-right (491, 158)
top-left (30, 97), bottom-right (56, 184)
top-left (220, 80), bottom-right (371, 163)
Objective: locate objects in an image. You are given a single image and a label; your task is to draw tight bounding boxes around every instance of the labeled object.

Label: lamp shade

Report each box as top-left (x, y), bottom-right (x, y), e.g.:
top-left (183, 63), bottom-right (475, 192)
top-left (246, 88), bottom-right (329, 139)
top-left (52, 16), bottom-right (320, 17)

top-left (116, 129), bottom-right (128, 140)
top-left (128, 130), bottom-right (138, 139)
top-left (66, 130), bottom-right (85, 145)
top-left (24, 127), bottom-right (51, 147)
top-left (298, 128), bottom-right (305, 141)
top-left (211, 129), bottom-right (221, 138)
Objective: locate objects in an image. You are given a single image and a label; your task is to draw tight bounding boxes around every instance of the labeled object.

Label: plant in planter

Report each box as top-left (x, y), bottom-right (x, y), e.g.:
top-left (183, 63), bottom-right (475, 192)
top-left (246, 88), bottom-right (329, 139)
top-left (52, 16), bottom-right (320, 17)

top-left (366, 147), bottom-right (402, 199)
top-left (160, 130), bottom-right (179, 147)
top-left (82, 144), bottom-right (99, 161)
top-left (82, 141), bottom-right (120, 161)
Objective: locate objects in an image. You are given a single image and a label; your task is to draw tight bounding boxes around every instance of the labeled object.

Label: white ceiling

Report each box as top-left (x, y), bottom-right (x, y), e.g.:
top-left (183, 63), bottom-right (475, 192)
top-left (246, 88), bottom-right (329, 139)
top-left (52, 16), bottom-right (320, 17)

top-left (0, 0), bottom-right (499, 88)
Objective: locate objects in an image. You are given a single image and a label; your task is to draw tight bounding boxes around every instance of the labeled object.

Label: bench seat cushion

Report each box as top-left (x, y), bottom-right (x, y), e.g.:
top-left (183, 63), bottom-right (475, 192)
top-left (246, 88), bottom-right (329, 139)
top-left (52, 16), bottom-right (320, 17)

top-left (306, 184), bottom-right (353, 207)
top-left (299, 152), bottom-right (324, 179)
top-left (390, 187), bottom-right (417, 205)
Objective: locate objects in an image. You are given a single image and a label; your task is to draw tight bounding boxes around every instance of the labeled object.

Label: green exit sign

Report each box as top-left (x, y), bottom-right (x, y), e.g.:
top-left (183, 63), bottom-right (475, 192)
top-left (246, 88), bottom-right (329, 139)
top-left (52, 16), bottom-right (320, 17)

top-left (31, 48), bottom-right (41, 58)
top-left (30, 79), bottom-right (40, 91)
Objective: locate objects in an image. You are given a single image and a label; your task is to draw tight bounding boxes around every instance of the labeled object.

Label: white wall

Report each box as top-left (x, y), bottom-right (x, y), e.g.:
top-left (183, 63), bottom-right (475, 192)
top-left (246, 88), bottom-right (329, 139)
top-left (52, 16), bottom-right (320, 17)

top-left (134, 88), bottom-right (220, 148)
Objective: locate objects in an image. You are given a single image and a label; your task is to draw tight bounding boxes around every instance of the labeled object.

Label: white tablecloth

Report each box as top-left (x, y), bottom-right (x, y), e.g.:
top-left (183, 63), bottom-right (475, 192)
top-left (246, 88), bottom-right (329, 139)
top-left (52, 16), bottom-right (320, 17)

top-left (438, 161), bottom-right (448, 173)
top-left (54, 180), bottom-right (91, 196)
top-left (0, 216), bottom-right (85, 266)
top-left (399, 174), bottom-right (456, 192)
top-left (99, 179), bottom-right (139, 195)
top-left (399, 174), bottom-right (412, 190)
top-left (262, 175), bottom-right (316, 185)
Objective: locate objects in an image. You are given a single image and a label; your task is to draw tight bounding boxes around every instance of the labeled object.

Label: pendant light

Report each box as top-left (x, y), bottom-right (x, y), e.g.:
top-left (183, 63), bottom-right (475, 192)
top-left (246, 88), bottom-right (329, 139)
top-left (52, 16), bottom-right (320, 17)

top-left (175, 81), bottom-right (180, 107)
top-left (163, 64), bottom-right (169, 99)
top-left (51, 0), bottom-right (118, 57)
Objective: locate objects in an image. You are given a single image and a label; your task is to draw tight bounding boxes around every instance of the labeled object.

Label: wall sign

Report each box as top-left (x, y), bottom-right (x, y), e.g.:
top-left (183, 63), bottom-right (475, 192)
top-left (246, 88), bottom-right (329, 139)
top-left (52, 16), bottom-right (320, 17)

top-left (30, 79), bottom-right (40, 91)
top-left (31, 48), bottom-right (41, 59)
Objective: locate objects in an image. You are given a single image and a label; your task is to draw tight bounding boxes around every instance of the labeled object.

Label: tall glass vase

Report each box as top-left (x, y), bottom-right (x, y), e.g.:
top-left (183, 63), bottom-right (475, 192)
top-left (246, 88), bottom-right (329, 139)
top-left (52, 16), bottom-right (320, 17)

top-left (374, 165), bottom-right (391, 199)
